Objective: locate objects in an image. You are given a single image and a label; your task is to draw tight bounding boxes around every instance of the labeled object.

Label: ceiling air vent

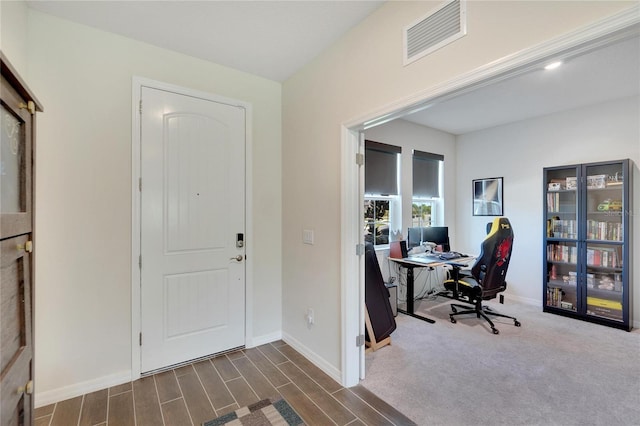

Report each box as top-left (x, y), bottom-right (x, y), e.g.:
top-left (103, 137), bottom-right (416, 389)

top-left (404, 0), bottom-right (467, 65)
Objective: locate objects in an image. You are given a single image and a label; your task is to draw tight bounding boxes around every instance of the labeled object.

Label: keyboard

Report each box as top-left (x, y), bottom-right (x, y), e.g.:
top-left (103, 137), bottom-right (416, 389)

top-left (438, 252), bottom-right (461, 260)
top-left (405, 252), bottom-right (470, 264)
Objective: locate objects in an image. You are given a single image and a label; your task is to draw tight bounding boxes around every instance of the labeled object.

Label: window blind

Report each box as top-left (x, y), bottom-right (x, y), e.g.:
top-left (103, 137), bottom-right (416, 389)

top-left (365, 140), bottom-right (401, 196)
top-left (413, 150), bottom-right (443, 198)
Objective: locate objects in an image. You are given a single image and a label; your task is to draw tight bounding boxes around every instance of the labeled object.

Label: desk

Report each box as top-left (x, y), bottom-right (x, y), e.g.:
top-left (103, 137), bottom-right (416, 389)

top-left (389, 254), bottom-right (474, 323)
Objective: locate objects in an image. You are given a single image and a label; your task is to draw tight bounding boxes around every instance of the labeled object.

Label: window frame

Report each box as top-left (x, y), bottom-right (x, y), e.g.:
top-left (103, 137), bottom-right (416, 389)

top-left (411, 198), bottom-right (437, 228)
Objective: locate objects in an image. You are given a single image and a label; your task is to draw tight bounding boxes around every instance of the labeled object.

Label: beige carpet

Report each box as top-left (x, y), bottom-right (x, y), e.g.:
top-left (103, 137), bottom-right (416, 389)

top-left (363, 297), bottom-right (640, 426)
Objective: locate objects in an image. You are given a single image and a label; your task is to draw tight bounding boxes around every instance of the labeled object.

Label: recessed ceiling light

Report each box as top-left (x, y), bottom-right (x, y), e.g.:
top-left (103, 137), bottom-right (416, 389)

top-left (544, 61), bottom-right (563, 70)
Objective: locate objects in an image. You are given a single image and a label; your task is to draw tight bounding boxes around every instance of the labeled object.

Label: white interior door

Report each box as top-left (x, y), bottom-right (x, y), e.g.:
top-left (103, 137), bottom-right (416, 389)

top-left (140, 86), bottom-right (246, 373)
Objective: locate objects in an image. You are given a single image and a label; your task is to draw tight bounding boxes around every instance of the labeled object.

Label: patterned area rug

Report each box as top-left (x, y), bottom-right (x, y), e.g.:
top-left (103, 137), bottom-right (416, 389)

top-left (203, 398), bottom-right (305, 426)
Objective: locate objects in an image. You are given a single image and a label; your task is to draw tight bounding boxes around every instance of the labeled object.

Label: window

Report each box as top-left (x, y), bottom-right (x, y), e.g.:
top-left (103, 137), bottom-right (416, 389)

top-left (364, 199), bottom-right (391, 245)
top-left (365, 140), bottom-right (401, 247)
top-left (413, 150), bottom-right (443, 226)
top-left (412, 201), bottom-right (433, 227)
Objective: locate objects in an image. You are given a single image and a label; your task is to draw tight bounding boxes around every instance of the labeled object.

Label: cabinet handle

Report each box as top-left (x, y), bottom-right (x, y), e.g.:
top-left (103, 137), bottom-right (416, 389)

top-left (16, 381), bottom-right (33, 396)
top-left (17, 241), bottom-right (33, 253)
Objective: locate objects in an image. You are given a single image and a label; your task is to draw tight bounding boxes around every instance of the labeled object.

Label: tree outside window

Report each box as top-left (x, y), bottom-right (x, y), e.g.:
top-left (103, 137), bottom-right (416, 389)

top-left (412, 201), bottom-right (433, 227)
top-left (364, 199), bottom-right (390, 246)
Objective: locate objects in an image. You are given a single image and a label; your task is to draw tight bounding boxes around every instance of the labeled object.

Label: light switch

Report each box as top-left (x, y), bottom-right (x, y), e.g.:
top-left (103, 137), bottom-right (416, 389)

top-left (303, 229), bottom-right (314, 245)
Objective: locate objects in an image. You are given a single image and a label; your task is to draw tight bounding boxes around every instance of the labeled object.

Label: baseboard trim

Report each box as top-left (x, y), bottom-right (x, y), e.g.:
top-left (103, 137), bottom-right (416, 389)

top-left (35, 370), bottom-right (131, 408)
top-left (281, 332), bottom-right (342, 385)
top-left (502, 294), bottom-right (540, 307)
top-left (247, 330), bottom-right (283, 348)
top-left (37, 330), bottom-right (283, 408)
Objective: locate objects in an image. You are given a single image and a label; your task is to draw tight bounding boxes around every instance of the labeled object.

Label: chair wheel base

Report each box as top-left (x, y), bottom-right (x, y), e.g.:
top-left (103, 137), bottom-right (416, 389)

top-left (492, 328), bottom-right (499, 335)
top-left (514, 320), bottom-right (521, 327)
top-left (450, 316), bottom-right (456, 324)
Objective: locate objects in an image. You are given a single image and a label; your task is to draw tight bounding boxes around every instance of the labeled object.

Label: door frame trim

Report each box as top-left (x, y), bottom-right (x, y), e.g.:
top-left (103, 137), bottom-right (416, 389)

top-left (130, 77), bottom-right (253, 379)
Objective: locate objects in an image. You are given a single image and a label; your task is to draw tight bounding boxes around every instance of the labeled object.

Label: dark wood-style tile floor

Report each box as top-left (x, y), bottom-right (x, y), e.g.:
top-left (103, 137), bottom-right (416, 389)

top-left (34, 341), bottom-right (416, 426)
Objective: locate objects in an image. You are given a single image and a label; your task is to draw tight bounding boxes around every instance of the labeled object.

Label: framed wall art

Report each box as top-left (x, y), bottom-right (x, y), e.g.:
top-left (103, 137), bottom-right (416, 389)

top-left (473, 177), bottom-right (503, 216)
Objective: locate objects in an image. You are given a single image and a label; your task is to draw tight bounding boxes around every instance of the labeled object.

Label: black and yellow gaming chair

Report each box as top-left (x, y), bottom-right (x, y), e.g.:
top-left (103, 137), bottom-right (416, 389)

top-left (443, 217), bottom-right (520, 334)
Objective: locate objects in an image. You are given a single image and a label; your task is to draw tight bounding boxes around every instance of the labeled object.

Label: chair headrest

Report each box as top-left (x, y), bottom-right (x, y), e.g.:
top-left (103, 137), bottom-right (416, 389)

top-left (472, 217), bottom-right (514, 286)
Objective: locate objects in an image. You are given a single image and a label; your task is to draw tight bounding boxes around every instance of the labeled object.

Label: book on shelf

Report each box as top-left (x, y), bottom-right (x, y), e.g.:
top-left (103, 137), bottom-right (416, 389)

top-left (547, 287), bottom-right (565, 307)
top-left (586, 297), bottom-right (622, 320)
top-left (547, 243), bottom-right (578, 263)
top-left (548, 218), bottom-right (577, 239)
top-left (587, 220), bottom-right (622, 241)
top-left (547, 192), bottom-right (558, 211)
top-left (586, 247), bottom-right (621, 268)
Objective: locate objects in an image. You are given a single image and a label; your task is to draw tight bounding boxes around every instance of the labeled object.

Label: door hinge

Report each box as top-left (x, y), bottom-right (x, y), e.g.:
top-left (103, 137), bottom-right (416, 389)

top-left (18, 101), bottom-right (35, 115)
top-left (139, 100), bottom-right (143, 114)
top-left (355, 153), bottom-right (364, 166)
top-left (356, 243), bottom-right (365, 256)
top-left (139, 255), bottom-right (142, 269)
top-left (356, 334), bottom-right (365, 347)
top-left (139, 332), bottom-right (142, 346)
top-left (139, 178), bottom-right (142, 192)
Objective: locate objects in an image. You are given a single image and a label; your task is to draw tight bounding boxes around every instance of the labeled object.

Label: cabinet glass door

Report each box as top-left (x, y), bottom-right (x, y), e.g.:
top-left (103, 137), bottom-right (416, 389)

top-left (584, 162), bottom-right (625, 322)
top-left (0, 97), bottom-right (32, 240)
top-left (546, 241), bottom-right (578, 311)
top-left (1, 104), bottom-right (24, 213)
top-left (545, 167), bottom-right (578, 312)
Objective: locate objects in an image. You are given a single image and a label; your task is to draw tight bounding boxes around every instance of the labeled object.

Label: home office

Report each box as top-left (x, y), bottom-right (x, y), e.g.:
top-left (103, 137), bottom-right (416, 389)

top-left (359, 20), bottom-right (639, 424)
top-left (362, 32), bottom-right (639, 328)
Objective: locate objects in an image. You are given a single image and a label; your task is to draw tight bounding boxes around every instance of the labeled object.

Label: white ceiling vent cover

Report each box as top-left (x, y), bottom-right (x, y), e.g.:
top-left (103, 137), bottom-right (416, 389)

top-left (404, 0), bottom-right (467, 65)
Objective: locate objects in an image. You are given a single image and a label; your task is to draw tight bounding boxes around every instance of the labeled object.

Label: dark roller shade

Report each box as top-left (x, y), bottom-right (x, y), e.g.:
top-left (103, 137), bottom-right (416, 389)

top-left (365, 140), bottom-right (401, 195)
top-left (413, 150), bottom-right (443, 198)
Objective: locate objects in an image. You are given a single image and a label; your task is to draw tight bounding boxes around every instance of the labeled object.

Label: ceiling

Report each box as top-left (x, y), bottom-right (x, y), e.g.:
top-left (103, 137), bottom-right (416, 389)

top-left (27, 0), bottom-right (385, 82)
top-left (402, 35), bottom-right (640, 135)
top-left (27, 1), bottom-right (639, 135)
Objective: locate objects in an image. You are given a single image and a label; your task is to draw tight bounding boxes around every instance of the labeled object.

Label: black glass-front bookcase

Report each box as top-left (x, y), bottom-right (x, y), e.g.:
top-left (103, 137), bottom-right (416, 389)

top-left (543, 159), bottom-right (632, 331)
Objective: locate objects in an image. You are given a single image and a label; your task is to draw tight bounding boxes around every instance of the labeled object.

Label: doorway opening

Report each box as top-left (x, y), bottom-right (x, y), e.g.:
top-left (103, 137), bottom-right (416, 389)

top-left (341, 11), bottom-right (639, 387)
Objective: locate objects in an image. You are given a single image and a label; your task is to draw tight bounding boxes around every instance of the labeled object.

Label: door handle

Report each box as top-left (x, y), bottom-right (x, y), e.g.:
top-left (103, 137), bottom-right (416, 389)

top-left (230, 255), bottom-right (243, 262)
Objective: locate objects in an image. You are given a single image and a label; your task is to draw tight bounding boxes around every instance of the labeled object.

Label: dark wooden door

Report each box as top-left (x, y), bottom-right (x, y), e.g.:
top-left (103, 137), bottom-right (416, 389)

top-left (1, 235), bottom-right (33, 426)
top-left (1, 53), bottom-right (41, 426)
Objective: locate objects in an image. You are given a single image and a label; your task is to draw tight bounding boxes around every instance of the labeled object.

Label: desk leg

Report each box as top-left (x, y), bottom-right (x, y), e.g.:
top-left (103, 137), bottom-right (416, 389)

top-left (406, 267), bottom-right (414, 313)
top-left (397, 265), bottom-right (435, 324)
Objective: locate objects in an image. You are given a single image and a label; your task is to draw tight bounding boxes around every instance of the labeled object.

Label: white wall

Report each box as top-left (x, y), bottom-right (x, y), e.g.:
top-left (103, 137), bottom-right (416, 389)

top-left (24, 10), bottom-right (282, 405)
top-left (282, 0), bottom-right (636, 378)
top-left (456, 96), bottom-right (640, 318)
top-left (0, 0), bottom-right (29, 75)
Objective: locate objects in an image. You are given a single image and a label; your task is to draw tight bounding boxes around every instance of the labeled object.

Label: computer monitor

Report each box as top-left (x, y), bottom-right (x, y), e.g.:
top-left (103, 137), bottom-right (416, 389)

top-left (407, 226), bottom-right (450, 252)
top-left (422, 226), bottom-right (450, 252)
top-left (407, 227), bottom-right (424, 249)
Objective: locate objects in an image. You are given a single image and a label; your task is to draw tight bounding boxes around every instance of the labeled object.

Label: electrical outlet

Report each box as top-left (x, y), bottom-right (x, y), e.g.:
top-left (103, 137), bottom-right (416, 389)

top-left (306, 308), bottom-right (314, 326)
